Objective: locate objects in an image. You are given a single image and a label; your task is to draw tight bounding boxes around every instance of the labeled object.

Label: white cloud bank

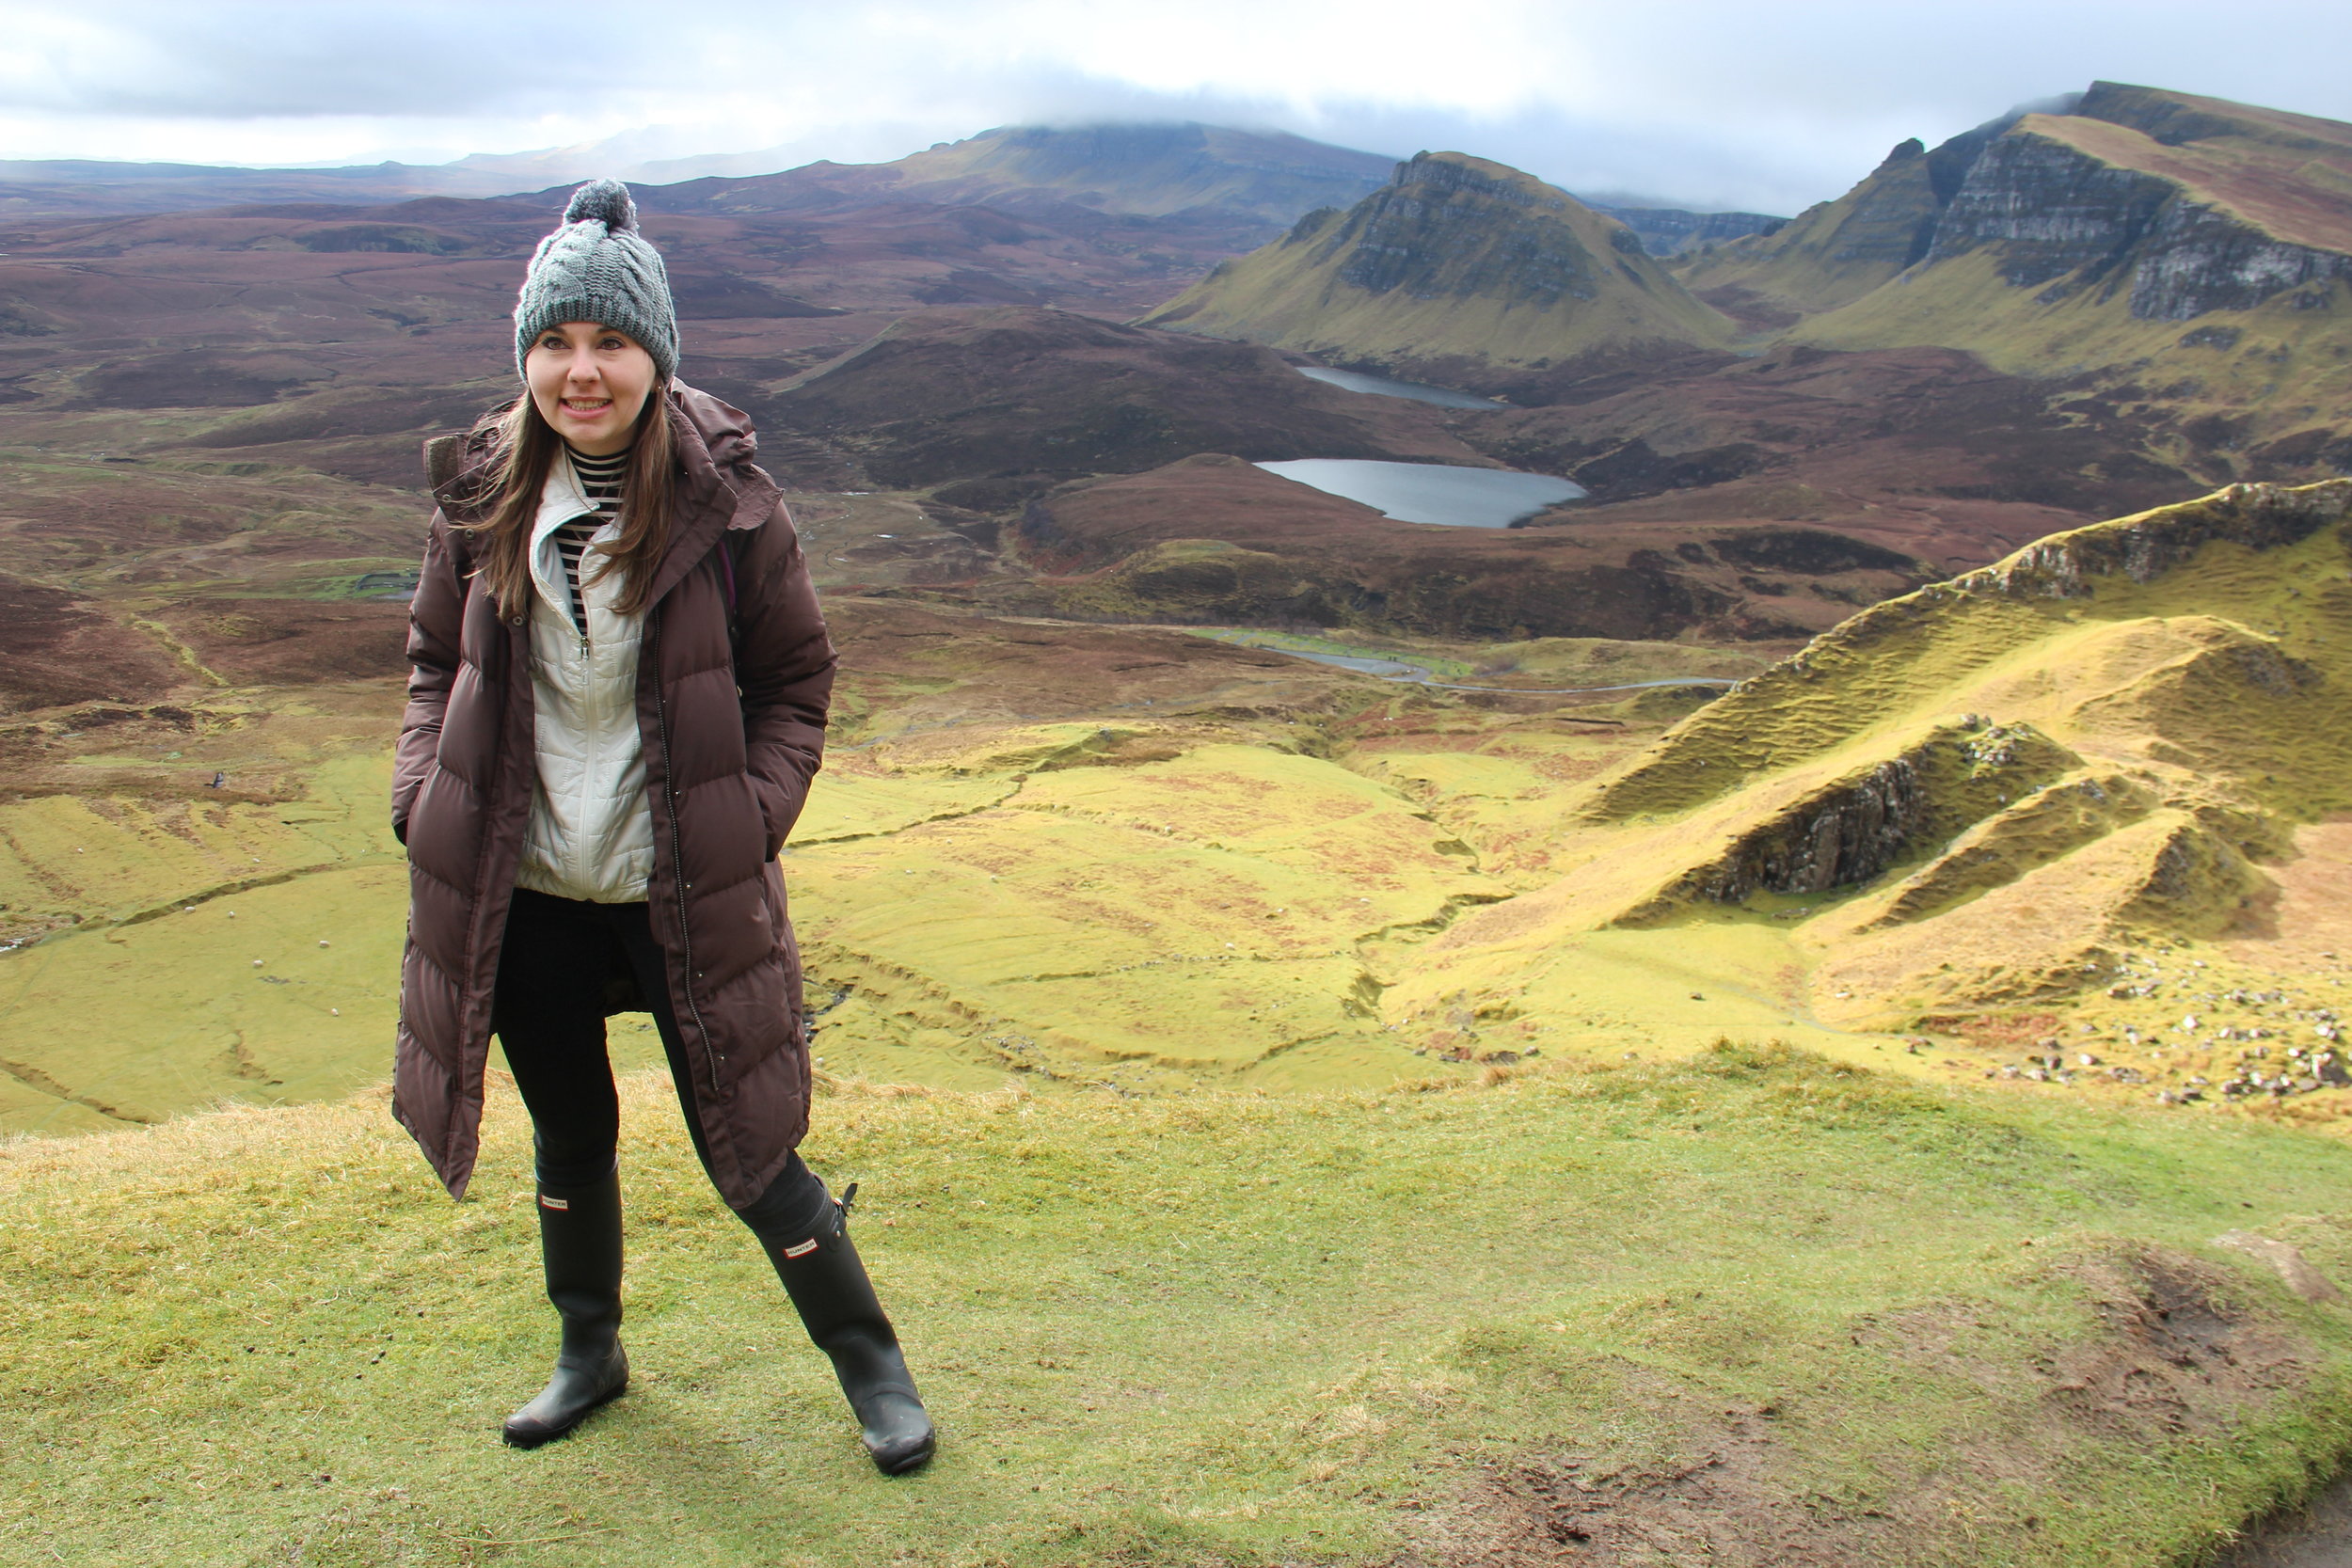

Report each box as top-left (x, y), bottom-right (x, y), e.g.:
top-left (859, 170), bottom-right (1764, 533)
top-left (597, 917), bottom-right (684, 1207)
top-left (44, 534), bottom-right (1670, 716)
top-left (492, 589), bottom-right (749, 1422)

top-left (1, 0), bottom-right (2347, 212)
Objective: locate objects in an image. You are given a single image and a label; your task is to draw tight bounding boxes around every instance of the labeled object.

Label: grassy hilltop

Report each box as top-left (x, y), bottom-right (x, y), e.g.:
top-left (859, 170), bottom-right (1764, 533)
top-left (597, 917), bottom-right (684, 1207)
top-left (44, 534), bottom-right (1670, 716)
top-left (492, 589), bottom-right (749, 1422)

top-left (11, 1051), bottom-right (2352, 1566)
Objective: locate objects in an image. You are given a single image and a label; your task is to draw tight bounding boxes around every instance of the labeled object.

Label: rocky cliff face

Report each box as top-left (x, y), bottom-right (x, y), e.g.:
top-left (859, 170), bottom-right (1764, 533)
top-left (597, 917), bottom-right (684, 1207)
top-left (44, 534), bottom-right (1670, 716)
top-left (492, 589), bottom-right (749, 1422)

top-left (1136, 151), bottom-right (1734, 392)
top-left (1924, 122), bottom-right (2352, 320)
top-left (1674, 108), bottom-right (2040, 316)
top-left (1680, 85), bottom-right (2352, 473)
top-left (1328, 154), bottom-right (1629, 307)
top-left (1686, 82), bottom-right (2352, 329)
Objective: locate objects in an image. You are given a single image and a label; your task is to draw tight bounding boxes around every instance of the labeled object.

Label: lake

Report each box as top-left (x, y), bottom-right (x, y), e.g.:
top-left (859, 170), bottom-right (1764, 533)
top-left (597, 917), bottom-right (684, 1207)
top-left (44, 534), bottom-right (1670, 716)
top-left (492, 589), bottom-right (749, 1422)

top-left (1294, 365), bottom-right (1506, 410)
top-left (1256, 459), bottom-right (1586, 529)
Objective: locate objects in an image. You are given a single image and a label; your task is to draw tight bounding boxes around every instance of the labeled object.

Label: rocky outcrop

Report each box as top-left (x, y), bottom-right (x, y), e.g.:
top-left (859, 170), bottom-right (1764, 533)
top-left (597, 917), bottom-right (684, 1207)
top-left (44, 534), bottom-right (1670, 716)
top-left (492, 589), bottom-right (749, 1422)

top-left (1610, 720), bottom-right (2074, 924)
top-left (1820, 144), bottom-right (1945, 271)
top-left (1689, 754), bottom-right (1924, 901)
top-left (2123, 198), bottom-right (2352, 319)
top-left (1923, 131), bottom-right (2175, 287)
top-left (1673, 112), bottom-right (2034, 315)
top-left (1973, 477), bottom-right (2350, 595)
top-left (1329, 155), bottom-right (1625, 308)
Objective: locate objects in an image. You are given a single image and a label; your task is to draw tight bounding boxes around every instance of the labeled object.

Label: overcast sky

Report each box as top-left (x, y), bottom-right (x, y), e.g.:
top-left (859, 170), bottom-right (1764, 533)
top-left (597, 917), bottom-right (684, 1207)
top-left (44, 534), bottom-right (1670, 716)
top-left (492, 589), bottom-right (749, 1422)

top-left (6, 0), bottom-right (2351, 213)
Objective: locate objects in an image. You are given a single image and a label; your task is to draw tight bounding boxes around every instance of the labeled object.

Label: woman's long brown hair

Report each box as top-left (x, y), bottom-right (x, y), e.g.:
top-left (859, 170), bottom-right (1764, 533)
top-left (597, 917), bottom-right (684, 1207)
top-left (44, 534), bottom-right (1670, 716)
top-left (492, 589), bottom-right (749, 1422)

top-left (460, 386), bottom-right (678, 620)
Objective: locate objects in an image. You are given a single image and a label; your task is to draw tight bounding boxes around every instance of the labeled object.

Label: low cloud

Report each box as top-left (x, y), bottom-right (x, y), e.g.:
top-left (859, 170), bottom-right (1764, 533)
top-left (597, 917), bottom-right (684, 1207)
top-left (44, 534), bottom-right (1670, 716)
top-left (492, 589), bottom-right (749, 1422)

top-left (1, 0), bottom-right (2347, 211)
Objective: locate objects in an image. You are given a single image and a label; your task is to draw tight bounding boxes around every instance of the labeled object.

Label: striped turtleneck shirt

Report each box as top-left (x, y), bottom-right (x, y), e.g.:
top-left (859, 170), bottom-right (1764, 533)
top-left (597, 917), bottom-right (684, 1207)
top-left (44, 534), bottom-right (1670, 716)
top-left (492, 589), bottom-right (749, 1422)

top-left (555, 443), bottom-right (629, 636)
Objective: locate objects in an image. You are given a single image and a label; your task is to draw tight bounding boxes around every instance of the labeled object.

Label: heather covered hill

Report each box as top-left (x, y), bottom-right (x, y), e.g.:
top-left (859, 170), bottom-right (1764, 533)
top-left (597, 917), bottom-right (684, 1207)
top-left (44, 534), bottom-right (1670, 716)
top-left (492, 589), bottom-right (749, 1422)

top-left (0, 177), bottom-right (1301, 488)
top-left (1018, 451), bottom-right (1931, 641)
top-left (1138, 151), bottom-right (1736, 394)
top-left (756, 306), bottom-right (1486, 489)
top-left (1458, 342), bottom-right (2197, 574)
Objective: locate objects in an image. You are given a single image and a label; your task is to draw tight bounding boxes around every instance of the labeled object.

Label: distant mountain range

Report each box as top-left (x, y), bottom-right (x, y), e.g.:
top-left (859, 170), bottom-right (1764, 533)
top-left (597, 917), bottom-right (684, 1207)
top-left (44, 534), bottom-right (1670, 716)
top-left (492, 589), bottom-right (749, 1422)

top-left (0, 121), bottom-right (1779, 249)
top-left (1148, 83), bottom-right (2352, 480)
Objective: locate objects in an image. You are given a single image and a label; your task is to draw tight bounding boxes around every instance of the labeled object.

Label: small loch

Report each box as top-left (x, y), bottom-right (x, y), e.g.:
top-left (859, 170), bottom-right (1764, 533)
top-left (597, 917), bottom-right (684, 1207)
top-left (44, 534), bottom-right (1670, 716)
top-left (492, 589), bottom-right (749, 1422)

top-left (1256, 458), bottom-right (1585, 529)
top-left (1293, 365), bottom-right (1507, 410)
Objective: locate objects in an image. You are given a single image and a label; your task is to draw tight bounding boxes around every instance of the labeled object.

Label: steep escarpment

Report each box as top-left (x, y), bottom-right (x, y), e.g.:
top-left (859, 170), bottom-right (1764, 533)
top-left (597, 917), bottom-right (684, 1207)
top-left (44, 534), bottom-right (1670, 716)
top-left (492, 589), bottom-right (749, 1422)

top-left (1915, 116), bottom-right (2352, 319)
top-left (1685, 82), bottom-right (2352, 330)
top-left (1137, 151), bottom-right (1735, 394)
top-left (1677, 137), bottom-right (1951, 323)
top-left (1675, 97), bottom-right (2067, 324)
top-left (1686, 84), bottom-right (2352, 474)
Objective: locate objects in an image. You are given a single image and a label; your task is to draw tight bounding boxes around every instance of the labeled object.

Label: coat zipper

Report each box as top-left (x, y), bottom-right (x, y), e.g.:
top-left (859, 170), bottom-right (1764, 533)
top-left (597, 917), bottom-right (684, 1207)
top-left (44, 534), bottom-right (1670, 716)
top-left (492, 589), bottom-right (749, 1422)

top-left (647, 606), bottom-right (721, 1091)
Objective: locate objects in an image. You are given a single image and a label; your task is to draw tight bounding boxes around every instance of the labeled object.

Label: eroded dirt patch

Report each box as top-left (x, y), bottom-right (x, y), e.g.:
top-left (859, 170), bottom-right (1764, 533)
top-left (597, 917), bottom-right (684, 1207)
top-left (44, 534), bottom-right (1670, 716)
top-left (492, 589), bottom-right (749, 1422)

top-left (1398, 1247), bottom-right (2315, 1567)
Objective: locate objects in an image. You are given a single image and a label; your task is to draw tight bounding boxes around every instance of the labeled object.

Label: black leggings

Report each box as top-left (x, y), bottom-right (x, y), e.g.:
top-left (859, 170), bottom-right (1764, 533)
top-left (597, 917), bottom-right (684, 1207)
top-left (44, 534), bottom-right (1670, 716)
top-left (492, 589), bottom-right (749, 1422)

top-left (491, 886), bottom-right (828, 1243)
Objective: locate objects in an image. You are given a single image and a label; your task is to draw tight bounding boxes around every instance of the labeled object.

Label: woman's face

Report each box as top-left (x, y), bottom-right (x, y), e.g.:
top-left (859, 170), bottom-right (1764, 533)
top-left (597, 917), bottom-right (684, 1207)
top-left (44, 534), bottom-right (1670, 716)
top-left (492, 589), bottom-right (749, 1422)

top-left (523, 321), bottom-right (658, 456)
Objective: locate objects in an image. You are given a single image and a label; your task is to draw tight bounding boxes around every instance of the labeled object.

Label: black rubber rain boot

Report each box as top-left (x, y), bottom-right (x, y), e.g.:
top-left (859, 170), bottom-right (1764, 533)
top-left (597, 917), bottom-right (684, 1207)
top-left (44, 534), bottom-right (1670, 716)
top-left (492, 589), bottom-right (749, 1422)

top-left (762, 1187), bottom-right (936, 1475)
top-left (502, 1166), bottom-right (629, 1449)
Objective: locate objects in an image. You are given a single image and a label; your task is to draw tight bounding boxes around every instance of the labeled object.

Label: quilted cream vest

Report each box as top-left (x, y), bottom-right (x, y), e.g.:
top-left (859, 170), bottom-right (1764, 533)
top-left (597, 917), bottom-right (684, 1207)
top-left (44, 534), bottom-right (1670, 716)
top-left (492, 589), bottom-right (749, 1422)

top-left (514, 452), bottom-right (655, 904)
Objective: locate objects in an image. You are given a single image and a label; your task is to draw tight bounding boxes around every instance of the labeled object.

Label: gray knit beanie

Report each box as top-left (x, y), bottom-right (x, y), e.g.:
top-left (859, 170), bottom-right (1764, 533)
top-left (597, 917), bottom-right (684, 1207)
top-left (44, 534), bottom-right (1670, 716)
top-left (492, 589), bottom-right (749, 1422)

top-left (513, 179), bottom-right (679, 382)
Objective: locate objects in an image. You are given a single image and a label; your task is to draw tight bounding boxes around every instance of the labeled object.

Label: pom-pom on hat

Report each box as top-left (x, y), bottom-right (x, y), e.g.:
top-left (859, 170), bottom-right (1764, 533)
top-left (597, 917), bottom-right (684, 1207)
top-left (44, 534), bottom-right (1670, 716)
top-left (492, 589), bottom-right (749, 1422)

top-left (512, 178), bottom-right (679, 382)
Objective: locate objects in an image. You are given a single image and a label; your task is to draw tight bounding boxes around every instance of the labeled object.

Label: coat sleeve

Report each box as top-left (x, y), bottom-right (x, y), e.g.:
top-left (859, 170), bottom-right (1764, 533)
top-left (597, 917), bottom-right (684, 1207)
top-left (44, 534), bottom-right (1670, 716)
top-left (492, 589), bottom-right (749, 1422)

top-left (734, 497), bottom-right (837, 860)
top-left (392, 513), bottom-right (465, 847)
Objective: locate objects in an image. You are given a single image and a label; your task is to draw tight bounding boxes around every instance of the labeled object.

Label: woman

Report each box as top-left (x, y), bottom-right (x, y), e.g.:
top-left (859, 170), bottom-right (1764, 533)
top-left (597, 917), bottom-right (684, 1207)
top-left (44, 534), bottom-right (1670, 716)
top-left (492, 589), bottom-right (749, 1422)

top-left (389, 179), bottom-right (933, 1473)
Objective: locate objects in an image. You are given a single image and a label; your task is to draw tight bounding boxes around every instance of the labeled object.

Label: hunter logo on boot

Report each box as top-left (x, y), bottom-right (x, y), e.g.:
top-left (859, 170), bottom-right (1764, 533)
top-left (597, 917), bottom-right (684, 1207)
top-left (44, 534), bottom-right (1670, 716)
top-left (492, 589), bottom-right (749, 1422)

top-left (539, 1195), bottom-right (570, 1211)
top-left (783, 1237), bottom-right (819, 1258)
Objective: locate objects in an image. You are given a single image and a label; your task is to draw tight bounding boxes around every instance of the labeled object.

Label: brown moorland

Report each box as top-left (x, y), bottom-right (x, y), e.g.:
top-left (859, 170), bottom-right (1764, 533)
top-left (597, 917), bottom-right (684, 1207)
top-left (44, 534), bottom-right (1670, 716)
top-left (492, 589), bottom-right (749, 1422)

top-left (1019, 453), bottom-right (1931, 641)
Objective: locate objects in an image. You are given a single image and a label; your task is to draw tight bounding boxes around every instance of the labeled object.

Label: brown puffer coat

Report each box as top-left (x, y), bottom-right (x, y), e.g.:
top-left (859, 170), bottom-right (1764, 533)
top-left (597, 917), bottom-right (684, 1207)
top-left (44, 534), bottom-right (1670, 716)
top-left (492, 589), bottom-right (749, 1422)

top-left (391, 383), bottom-right (835, 1208)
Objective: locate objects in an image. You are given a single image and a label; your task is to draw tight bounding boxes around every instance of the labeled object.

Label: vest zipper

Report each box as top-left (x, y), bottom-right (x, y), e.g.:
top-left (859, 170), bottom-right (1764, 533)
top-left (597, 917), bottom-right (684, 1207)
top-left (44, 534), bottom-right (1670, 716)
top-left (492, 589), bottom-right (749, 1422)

top-left (647, 607), bottom-right (721, 1091)
top-left (574, 618), bottom-right (590, 893)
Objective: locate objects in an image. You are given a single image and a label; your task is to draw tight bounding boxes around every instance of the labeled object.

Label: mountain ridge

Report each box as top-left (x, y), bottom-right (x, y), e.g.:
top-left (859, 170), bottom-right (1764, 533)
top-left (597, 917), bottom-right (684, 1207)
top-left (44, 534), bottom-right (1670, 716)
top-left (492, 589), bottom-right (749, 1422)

top-left (1676, 81), bottom-right (2352, 476)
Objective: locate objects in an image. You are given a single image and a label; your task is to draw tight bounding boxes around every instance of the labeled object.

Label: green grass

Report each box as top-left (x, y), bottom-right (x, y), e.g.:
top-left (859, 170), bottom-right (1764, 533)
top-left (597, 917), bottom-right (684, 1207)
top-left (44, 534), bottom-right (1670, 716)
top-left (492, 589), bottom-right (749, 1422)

top-left (8, 1044), bottom-right (2352, 1565)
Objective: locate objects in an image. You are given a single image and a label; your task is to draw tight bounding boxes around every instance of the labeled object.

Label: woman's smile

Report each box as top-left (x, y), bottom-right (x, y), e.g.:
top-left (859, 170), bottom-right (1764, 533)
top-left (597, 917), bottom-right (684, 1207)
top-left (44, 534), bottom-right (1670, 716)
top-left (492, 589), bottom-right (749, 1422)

top-left (525, 320), bottom-right (656, 455)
